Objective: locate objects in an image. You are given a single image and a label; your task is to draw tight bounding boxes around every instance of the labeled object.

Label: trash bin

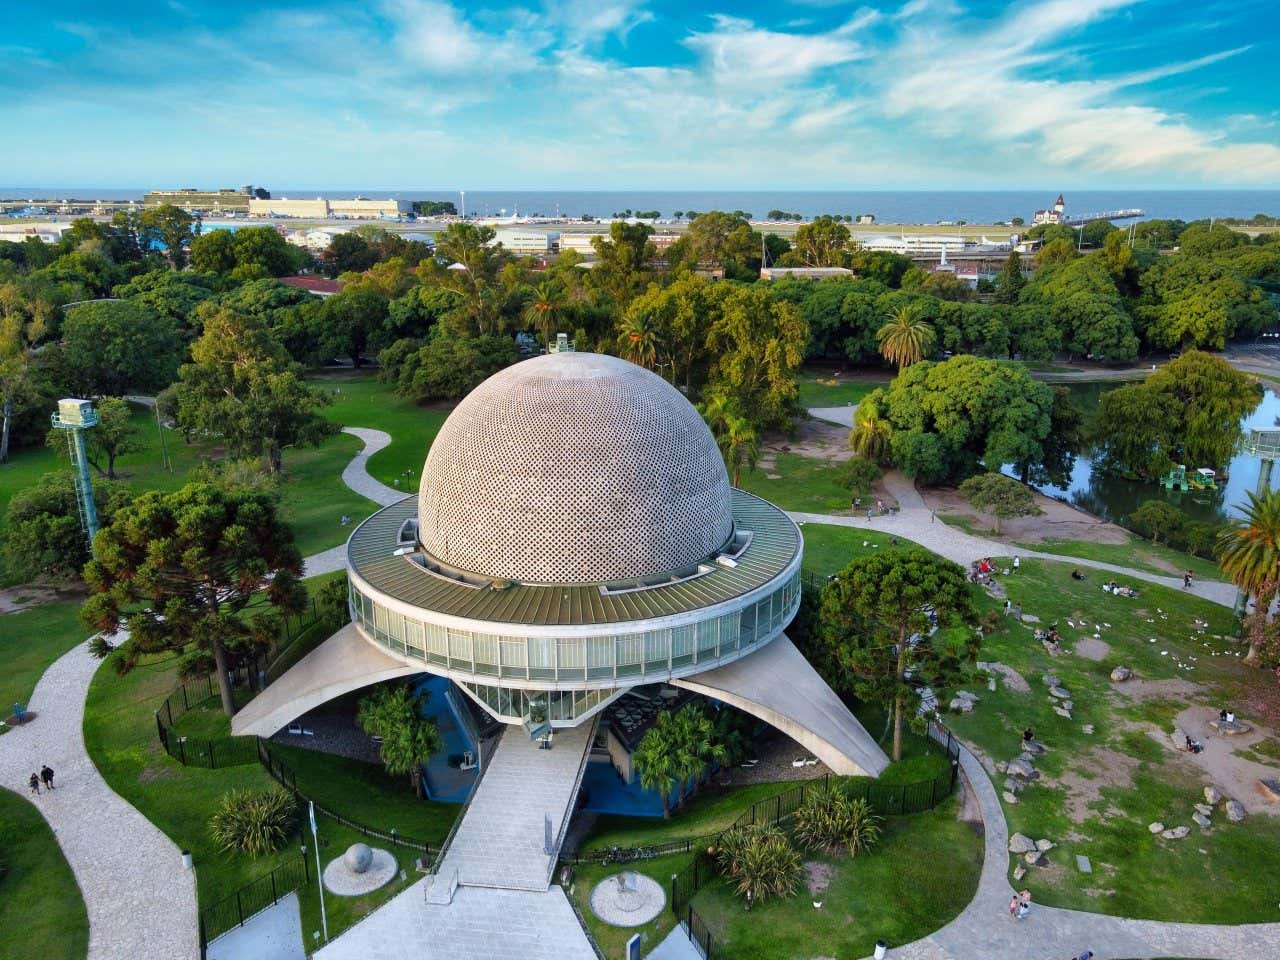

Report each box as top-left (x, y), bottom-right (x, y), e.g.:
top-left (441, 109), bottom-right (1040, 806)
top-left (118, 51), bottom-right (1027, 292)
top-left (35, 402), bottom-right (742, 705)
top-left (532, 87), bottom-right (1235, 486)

top-left (874, 941), bottom-right (887, 960)
top-left (181, 850), bottom-right (193, 871)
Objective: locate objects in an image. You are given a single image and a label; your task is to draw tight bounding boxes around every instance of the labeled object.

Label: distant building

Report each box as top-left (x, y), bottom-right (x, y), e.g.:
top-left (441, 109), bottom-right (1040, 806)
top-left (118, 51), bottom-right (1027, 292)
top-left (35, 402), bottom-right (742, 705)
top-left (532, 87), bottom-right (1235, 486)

top-left (856, 214), bottom-right (875, 224)
top-left (492, 229), bottom-right (558, 254)
top-left (252, 198), bottom-right (329, 218)
top-left (859, 234), bottom-right (1009, 256)
top-left (144, 187), bottom-right (254, 213)
top-left (0, 222), bottom-right (69, 244)
top-left (328, 198), bottom-right (411, 219)
top-left (558, 232), bottom-right (602, 256)
top-left (278, 276), bottom-right (342, 297)
top-left (286, 228), bottom-right (349, 250)
top-left (759, 266), bottom-right (854, 281)
top-left (1032, 194), bottom-right (1066, 225)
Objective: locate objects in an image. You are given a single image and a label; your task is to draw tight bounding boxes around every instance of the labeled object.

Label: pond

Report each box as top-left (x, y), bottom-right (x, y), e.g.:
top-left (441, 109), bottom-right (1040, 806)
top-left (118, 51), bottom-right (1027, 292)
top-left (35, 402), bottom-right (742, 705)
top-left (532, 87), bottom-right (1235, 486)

top-left (1025, 382), bottom-right (1280, 526)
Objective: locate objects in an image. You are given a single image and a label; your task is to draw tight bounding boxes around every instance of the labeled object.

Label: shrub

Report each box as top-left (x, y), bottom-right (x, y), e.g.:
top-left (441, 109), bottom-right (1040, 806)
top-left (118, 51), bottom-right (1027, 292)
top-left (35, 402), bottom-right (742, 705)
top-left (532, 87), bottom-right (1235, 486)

top-left (209, 789), bottom-right (297, 857)
top-left (713, 825), bottom-right (801, 904)
top-left (834, 457), bottom-right (882, 495)
top-left (793, 784), bottom-right (882, 857)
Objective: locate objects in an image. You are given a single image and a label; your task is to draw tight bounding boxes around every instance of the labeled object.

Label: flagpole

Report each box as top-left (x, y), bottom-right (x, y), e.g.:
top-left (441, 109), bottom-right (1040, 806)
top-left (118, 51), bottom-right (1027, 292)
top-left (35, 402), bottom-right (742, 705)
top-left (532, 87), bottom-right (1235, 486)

top-left (310, 801), bottom-right (329, 943)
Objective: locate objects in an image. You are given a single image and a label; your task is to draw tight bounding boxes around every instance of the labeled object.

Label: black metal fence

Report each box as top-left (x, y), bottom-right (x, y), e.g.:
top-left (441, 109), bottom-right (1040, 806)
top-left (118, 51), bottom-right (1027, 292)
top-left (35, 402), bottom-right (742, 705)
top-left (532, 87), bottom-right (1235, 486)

top-left (198, 854), bottom-right (310, 957)
top-left (258, 740), bottom-right (439, 855)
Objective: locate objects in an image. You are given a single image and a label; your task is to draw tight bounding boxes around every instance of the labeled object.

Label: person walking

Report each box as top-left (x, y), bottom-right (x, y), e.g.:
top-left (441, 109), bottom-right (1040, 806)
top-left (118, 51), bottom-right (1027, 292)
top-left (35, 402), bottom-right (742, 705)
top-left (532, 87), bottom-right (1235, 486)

top-left (1013, 555), bottom-right (1020, 571)
top-left (1017, 889), bottom-right (1032, 919)
top-left (28, 772), bottom-right (41, 796)
top-left (1183, 570), bottom-right (1193, 589)
top-left (1008, 894), bottom-right (1021, 919)
top-left (40, 765), bottom-right (55, 791)
top-left (1004, 598), bottom-right (1012, 617)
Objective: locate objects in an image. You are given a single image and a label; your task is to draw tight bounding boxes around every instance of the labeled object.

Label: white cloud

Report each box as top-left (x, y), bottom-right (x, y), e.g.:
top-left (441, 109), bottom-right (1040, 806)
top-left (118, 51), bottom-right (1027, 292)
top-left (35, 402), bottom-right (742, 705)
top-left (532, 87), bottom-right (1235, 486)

top-left (684, 14), bottom-right (865, 85)
top-left (544, 0), bottom-right (653, 42)
top-left (383, 0), bottom-right (542, 73)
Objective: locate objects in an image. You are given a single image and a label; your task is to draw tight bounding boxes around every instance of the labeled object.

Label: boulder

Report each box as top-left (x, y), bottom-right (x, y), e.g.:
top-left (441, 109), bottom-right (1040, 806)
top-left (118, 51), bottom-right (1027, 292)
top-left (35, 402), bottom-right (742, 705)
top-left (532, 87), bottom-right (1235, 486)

top-left (1035, 839), bottom-right (1055, 852)
top-left (1076, 855), bottom-right (1092, 874)
top-left (1049, 686), bottom-right (1072, 700)
top-left (1007, 758), bottom-right (1036, 779)
top-left (1009, 833), bottom-right (1037, 854)
top-left (1192, 812), bottom-right (1212, 829)
top-left (1204, 785), bottom-right (1223, 805)
top-left (1110, 665), bottom-right (1133, 682)
top-left (1081, 724), bottom-right (1095, 735)
top-left (1209, 718), bottom-right (1253, 735)
top-left (1002, 791), bottom-right (1020, 805)
top-left (1170, 728), bottom-right (1188, 750)
top-left (1060, 701), bottom-right (1074, 712)
top-left (1053, 707), bottom-right (1073, 719)
top-left (1147, 821), bottom-right (1165, 834)
top-left (1024, 850), bottom-right (1044, 866)
top-left (1003, 777), bottom-right (1024, 794)
top-left (1225, 800), bottom-right (1246, 822)
top-left (1042, 674), bottom-right (1060, 688)
top-left (1013, 864), bottom-right (1026, 881)
top-left (1023, 740), bottom-right (1047, 756)
top-left (1161, 826), bottom-right (1191, 840)
top-left (954, 690), bottom-right (979, 703)
top-left (1193, 803), bottom-right (1212, 816)
top-left (1259, 779), bottom-right (1280, 803)
top-left (1042, 640), bottom-right (1062, 657)
top-left (343, 843), bottom-right (373, 874)
top-left (949, 698), bottom-right (974, 714)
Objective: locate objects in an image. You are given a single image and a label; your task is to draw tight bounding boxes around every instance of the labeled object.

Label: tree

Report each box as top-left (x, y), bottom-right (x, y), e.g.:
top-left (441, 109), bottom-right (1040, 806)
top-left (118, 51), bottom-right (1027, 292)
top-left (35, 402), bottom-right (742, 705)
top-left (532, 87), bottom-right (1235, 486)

top-left (877, 304), bottom-right (936, 371)
top-left (1128, 500), bottom-right (1185, 545)
top-left (356, 684), bottom-right (443, 798)
top-left (1137, 255), bottom-right (1276, 350)
top-left (316, 288), bottom-right (388, 366)
top-left (957, 472), bottom-right (1041, 534)
top-left (113, 269), bottom-right (216, 340)
top-left (522, 280), bottom-right (564, 345)
top-left (700, 393), bottom-right (758, 487)
top-left (427, 223), bottom-right (511, 335)
top-left (590, 222), bottom-right (654, 310)
top-left (0, 282), bottom-right (54, 463)
top-left (138, 204), bottom-right (199, 269)
top-left (3, 471), bottom-right (129, 581)
top-left (705, 286), bottom-right (808, 432)
top-left (818, 550), bottom-right (978, 760)
top-left (619, 274), bottom-right (722, 391)
top-left (176, 307), bottom-right (338, 473)
top-left (190, 229), bottom-right (237, 274)
top-left (849, 395), bottom-right (893, 464)
top-left (993, 250), bottom-right (1025, 304)
top-left (670, 705), bottom-right (727, 809)
top-left (82, 396), bottom-right (142, 479)
top-left (616, 309), bottom-right (659, 370)
top-left (56, 299), bottom-right (181, 398)
top-left (395, 332), bottom-right (516, 403)
top-left (790, 216), bottom-right (852, 267)
top-left (834, 457), bottom-right (881, 496)
top-left (322, 232), bottom-right (378, 278)
top-left (632, 717), bottom-right (679, 818)
top-left (1216, 489), bottom-right (1280, 665)
top-left (82, 481), bottom-right (306, 716)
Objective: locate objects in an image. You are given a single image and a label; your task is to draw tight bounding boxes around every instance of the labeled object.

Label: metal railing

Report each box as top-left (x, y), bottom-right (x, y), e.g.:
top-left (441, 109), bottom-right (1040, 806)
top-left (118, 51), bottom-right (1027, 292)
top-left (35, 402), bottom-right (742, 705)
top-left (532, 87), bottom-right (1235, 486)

top-left (199, 854), bottom-right (310, 958)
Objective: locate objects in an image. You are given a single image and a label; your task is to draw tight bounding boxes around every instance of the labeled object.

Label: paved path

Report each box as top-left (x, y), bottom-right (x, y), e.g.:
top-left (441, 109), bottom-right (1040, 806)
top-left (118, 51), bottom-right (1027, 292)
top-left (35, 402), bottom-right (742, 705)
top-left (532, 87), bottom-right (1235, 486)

top-left (0, 635), bottom-right (199, 960)
top-left (340, 427), bottom-right (404, 507)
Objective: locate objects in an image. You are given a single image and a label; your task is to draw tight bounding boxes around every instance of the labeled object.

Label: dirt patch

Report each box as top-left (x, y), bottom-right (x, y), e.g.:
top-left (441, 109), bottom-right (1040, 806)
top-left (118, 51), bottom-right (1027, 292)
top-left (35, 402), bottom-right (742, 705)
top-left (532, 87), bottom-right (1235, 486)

top-left (711, 728), bottom-right (833, 787)
top-left (980, 661), bottom-right (1031, 693)
top-left (1055, 747), bottom-right (1143, 823)
top-left (916, 485), bottom-right (1131, 545)
top-left (0, 583), bottom-right (85, 615)
top-left (1113, 677), bottom-right (1199, 702)
top-left (763, 417), bottom-right (850, 461)
top-left (804, 861), bottom-right (835, 896)
top-left (1168, 706), bottom-right (1280, 815)
top-left (1073, 637), bottom-right (1112, 662)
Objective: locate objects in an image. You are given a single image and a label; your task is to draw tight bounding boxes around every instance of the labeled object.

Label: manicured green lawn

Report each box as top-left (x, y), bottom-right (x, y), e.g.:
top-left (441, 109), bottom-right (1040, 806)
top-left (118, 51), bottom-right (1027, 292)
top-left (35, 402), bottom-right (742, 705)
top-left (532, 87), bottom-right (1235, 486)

top-left (740, 453), bottom-right (855, 513)
top-left (689, 798), bottom-right (982, 958)
top-left (567, 852), bottom-right (693, 959)
top-left (1014, 536), bottom-right (1223, 584)
top-left (798, 523), bottom-right (921, 579)
top-left (311, 373), bottom-right (450, 491)
top-left (945, 558), bottom-right (1280, 924)
top-left (0, 787), bottom-right (89, 960)
top-left (796, 371), bottom-right (880, 409)
top-left (0, 599), bottom-right (86, 735)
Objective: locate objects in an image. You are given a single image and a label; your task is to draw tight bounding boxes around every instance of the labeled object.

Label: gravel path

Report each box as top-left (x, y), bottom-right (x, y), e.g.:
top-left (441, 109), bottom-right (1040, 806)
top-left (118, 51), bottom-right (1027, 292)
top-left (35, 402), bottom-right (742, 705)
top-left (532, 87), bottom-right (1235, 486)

top-left (0, 635), bottom-right (199, 960)
top-left (340, 427), bottom-right (405, 507)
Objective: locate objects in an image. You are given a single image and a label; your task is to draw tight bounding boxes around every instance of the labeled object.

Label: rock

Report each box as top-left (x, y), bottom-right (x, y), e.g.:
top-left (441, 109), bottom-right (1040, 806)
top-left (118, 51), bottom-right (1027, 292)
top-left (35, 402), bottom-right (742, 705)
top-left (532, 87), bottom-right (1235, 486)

top-left (1076, 855), bottom-right (1092, 874)
top-left (1007, 758), bottom-right (1036, 779)
top-left (1192, 812), bottom-right (1212, 828)
top-left (1226, 800), bottom-right (1246, 822)
top-left (1210, 719), bottom-right (1253, 735)
top-left (1081, 724), bottom-right (1095, 735)
top-left (1018, 751), bottom-right (1038, 765)
top-left (1148, 821), bottom-right (1165, 834)
top-left (1024, 850), bottom-right (1044, 866)
top-left (1053, 707), bottom-right (1073, 719)
top-left (1161, 826), bottom-right (1191, 840)
top-left (1042, 674), bottom-right (1060, 688)
top-left (949, 698), bottom-right (974, 713)
top-left (1204, 785), bottom-right (1223, 804)
top-left (1194, 803), bottom-right (1212, 816)
top-left (1023, 740), bottom-right (1047, 755)
top-left (954, 690), bottom-right (979, 702)
top-left (1110, 665), bottom-right (1133, 682)
top-left (1170, 728), bottom-right (1188, 750)
top-left (1003, 777), bottom-right (1024, 794)
top-left (1035, 839), bottom-right (1055, 852)
top-left (1049, 686), bottom-right (1072, 700)
top-left (343, 843), bottom-right (373, 874)
top-left (1060, 701), bottom-right (1074, 712)
top-left (1259, 779), bottom-right (1280, 803)
top-left (1013, 864), bottom-right (1026, 881)
top-left (1042, 640), bottom-right (1062, 656)
top-left (988, 677), bottom-right (998, 692)
top-left (1002, 791), bottom-right (1020, 804)
top-left (1009, 832), bottom-right (1037, 854)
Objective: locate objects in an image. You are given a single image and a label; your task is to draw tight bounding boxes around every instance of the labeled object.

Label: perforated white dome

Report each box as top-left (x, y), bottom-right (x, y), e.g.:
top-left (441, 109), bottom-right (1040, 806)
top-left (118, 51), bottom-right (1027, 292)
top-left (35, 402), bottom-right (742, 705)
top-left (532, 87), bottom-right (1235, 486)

top-left (418, 352), bottom-right (734, 584)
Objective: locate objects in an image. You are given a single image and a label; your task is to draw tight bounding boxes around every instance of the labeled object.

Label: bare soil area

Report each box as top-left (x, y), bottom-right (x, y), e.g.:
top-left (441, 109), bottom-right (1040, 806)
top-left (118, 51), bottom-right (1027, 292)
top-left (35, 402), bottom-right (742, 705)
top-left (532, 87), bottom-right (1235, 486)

top-left (0, 583), bottom-right (84, 614)
top-left (1054, 747), bottom-right (1143, 823)
top-left (1167, 705), bottom-right (1280, 815)
top-left (804, 861), bottom-right (835, 896)
top-left (713, 728), bottom-right (833, 787)
top-left (761, 418), bottom-right (851, 462)
top-left (1073, 637), bottom-right (1112, 662)
top-left (918, 486), bottom-right (1131, 545)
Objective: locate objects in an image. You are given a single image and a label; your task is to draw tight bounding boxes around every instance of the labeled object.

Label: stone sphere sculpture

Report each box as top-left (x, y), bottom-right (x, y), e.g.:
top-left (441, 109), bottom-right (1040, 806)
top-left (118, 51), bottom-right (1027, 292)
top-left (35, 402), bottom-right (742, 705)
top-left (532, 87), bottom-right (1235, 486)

top-left (343, 842), bottom-right (373, 874)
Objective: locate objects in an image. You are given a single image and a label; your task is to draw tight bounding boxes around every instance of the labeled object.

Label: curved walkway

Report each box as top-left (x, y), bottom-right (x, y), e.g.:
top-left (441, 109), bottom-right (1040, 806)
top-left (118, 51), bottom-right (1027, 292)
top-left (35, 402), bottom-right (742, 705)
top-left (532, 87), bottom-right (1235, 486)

top-left (0, 634), bottom-right (199, 960)
top-left (877, 746), bottom-right (1280, 960)
top-left (340, 427), bottom-right (404, 506)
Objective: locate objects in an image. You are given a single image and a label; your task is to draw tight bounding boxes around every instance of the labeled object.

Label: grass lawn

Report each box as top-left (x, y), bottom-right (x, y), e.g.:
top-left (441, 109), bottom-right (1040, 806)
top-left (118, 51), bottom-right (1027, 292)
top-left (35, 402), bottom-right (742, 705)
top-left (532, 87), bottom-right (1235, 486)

top-left (739, 453), bottom-right (854, 513)
top-left (798, 523), bottom-right (922, 579)
top-left (0, 787), bottom-right (89, 960)
top-left (796, 371), bottom-right (880, 410)
top-left (1013, 536), bottom-right (1223, 584)
top-left (0, 599), bottom-right (86, 735)
top-left (566, 852), bottom-right (693, 959)
top-left (945, 558), bottom-right (1280, 924)
top-left (311, 373), bottom-right (450, 491)
top-left (689, 797), bottom-right (982, 959)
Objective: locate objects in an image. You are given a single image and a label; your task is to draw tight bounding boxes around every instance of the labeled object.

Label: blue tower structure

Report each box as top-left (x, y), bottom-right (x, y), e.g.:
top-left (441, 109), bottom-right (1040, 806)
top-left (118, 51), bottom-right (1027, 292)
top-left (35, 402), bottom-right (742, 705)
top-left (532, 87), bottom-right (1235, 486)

top-left (50, 398), bottom-right (100, 550)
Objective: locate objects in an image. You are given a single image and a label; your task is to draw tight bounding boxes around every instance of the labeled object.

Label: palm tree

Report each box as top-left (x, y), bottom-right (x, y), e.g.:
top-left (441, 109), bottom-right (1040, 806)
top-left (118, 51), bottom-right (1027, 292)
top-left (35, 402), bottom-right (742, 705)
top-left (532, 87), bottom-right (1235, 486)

top-left (617, 310), bottom-right (659, 370)
top-left (357, 684), bottom-right (443, 798)
top-left (718, 415), bottom-right (759, 488)
top-left (1216, 488), bottom-right (1280, 664)
top-left (849, 399), bottom-right (892, 464)
top-left (522, 280), bottom-right (563, 346)
top-left (632, 721), bottom-right (679, 819)
top-left (671, 706), bottom-right (728, 810)
top-left (876, 304), bottom-right (936, 371)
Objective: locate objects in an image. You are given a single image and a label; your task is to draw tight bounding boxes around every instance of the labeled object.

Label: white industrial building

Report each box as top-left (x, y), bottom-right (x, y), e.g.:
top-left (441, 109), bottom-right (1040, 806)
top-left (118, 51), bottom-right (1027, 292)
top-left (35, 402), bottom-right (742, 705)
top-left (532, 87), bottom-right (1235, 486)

top-left (248, 197), bottom-right (411, 219)
top-left (492, 229), bottom-right (558, 254)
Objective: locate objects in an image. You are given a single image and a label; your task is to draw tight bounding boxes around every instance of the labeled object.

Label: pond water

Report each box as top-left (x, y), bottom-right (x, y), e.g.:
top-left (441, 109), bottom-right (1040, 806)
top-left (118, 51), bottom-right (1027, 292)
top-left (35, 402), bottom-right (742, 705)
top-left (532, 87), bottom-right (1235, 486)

top-left (1025, 383), bottom-right (1280, 526)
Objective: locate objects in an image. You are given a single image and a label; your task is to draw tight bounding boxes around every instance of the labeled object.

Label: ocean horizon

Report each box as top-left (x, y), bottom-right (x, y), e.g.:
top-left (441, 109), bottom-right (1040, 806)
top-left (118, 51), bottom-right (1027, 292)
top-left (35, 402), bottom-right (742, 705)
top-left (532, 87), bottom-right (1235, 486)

top-left (3, 189), bottom-right (1278, 225)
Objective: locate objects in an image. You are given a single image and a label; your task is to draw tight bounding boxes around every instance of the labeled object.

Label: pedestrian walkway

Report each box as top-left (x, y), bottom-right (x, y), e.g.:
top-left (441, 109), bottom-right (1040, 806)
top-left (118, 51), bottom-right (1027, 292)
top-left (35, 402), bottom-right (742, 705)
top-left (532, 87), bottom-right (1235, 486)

top-left (0, 636), bottom-right (199, 960)
top-left (340, 427), bottom-right (404, 506)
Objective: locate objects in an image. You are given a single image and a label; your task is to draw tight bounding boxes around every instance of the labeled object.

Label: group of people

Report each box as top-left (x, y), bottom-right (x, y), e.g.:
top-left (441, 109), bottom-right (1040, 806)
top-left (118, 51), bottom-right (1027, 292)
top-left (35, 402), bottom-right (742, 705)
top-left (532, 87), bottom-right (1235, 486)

top-left (1103, 579), bottom-right (1138, 598)
top-left (856, 497), bottom-right (893, 520)
top-left (27, 765), bottom-right (55, 795)
top-left (1008, 889), bottom-right (1033, 919)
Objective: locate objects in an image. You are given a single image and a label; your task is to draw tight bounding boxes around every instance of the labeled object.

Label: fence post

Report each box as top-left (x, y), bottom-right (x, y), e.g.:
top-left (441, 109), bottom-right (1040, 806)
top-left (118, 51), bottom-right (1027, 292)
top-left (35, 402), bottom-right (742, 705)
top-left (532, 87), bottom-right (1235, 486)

top-left (271, 869), bottom-right (278, 904)
top-left (303, 849), bottom-right (310, 884)
top-left (775, 794), bottom-right (781, 824)
top-left (166, 699), bottom-right (174, 726)
top-left (209, 740), bottom-right (216, 769)
top-left (178, 738), bottom-right (186, 765)
top-left (236, 890), bottom-right (243, 928)
top-left (900, 783), bottom-right (906, 812)
top-left (182, 683), bottom-right (189, 711)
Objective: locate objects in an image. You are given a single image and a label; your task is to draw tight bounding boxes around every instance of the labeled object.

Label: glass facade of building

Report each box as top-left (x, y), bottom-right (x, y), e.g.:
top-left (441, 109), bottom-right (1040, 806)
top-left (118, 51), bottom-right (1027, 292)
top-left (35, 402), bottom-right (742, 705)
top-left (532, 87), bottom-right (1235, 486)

top-left (348, 568), bottom-right (801, 690)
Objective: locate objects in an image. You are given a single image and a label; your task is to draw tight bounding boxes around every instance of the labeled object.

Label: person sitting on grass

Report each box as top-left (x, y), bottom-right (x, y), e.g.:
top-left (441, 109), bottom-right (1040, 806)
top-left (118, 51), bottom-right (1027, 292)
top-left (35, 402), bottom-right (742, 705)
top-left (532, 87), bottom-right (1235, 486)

top-left (1071, 569), bottom-right (1086, 581)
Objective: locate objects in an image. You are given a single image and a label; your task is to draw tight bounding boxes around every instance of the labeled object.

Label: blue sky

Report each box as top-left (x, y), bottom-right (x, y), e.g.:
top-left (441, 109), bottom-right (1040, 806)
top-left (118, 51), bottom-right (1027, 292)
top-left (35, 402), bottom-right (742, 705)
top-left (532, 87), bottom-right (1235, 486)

top-left (1, 0), bottom-right (1277, 189)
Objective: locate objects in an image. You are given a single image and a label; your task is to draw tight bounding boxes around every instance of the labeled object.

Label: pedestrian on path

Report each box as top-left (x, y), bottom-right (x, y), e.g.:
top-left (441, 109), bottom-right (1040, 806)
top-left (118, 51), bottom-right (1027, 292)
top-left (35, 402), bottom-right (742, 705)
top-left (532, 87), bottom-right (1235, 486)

top-left (1013, 555), bottom-right (1020, 570)
top-left (1009, 894), bottom-right (1021, 919)
top-left (1017, 889), bottom-right (1032, 919)
top-left (28, 772), bottom-right (41, 795)
top-left (40, 765), bottom-right (55, 790)
top-left (930, 510), bottom-right (935, 523)
top-left (1183, 569), bottom-right (1193, 589)
top-left (867, 507), bottom-right (872, 520)
top-left (1004, 599), bottom-right (1012, 617)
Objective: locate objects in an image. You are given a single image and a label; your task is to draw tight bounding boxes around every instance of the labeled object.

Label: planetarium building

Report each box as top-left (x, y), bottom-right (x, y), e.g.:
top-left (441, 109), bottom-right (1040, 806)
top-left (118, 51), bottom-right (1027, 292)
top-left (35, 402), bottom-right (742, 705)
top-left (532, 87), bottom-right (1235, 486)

top-left (236, 351), bottom-right (887, 779)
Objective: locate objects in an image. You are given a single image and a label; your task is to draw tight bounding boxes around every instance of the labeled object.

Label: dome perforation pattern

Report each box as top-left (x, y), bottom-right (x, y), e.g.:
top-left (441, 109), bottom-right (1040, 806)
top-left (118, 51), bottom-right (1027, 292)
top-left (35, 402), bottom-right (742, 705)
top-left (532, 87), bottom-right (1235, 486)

top-left (418, 353), bottom-right (734, 584)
